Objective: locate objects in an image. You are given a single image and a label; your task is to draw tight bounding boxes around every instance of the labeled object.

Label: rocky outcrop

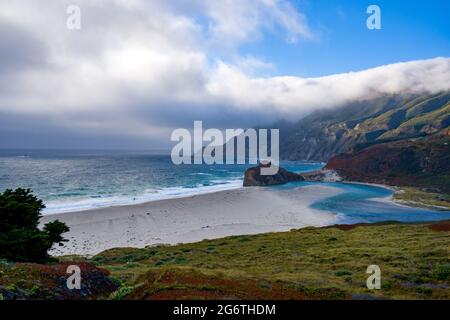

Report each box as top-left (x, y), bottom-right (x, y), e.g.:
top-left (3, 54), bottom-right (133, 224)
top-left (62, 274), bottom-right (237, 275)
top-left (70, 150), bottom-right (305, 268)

top-left (243, 163), bottom-right (304, 187)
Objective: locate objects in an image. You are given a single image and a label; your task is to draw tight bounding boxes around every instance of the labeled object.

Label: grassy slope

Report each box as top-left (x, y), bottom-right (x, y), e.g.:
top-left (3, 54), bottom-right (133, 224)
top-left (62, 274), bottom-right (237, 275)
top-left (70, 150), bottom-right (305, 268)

top-left (394, 187), bottom-right (450, 210)
top-left (280, 91), bottom-right (450, 161)
top-left (88, 221), bottom-right (450, 300)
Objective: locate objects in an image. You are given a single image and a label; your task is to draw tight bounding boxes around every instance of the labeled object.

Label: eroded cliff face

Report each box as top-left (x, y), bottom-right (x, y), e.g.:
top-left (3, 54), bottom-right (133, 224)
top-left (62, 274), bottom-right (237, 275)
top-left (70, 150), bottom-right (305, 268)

top-left (325, 130), bottom-right (450, 193)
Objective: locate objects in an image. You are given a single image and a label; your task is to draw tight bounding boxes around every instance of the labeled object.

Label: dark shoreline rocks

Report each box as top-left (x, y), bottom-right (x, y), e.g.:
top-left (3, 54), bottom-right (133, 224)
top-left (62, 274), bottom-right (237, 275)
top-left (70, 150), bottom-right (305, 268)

top-left (243, 163), bottom-right (304, 187)
top-left (243, 163), bottom-right (342, 187)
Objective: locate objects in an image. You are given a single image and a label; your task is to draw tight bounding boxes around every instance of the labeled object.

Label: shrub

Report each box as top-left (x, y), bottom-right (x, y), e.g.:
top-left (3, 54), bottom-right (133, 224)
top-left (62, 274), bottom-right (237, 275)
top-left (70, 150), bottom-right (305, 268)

top-left (335, 270), bottom-right (352, 277)
top-left (417, 285), bottom-right (432, 296)
top-left (433, 264), bottom-right (450, 280)
top-left (0, 188), bottom-right (69, 263)
top-left (110, 286), bottom-right (134, 300)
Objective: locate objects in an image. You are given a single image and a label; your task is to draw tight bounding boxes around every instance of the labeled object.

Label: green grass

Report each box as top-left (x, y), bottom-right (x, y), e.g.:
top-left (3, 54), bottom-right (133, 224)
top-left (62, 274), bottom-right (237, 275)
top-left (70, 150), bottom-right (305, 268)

top-left (92, 221), bottom-right (450, 300)
top-left (394, 187), bottom-right (450, 210)
top-left (400, 104), bottom-right (450, 129)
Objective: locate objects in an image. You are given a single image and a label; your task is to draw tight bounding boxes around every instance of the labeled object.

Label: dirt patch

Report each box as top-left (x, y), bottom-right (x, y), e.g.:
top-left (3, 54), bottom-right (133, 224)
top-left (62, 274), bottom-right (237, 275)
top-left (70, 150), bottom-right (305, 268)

top-left (328, 221), bottom-right (401, 231)
top-left (333, 224), bottom-right (362, 231)
top-left (0, 262), bottom-right (118, 300)
top-left (125, 269), bottom-right (348, 300)
top-left (428, 221), bottom-right (450, 232)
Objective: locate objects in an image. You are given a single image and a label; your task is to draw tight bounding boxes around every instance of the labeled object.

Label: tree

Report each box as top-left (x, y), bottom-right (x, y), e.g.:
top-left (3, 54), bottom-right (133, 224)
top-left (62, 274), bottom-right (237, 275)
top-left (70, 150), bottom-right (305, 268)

top-left (0, 188), bottom-right (70, 263)
top-left (43, 220), bottom-right (70, 244)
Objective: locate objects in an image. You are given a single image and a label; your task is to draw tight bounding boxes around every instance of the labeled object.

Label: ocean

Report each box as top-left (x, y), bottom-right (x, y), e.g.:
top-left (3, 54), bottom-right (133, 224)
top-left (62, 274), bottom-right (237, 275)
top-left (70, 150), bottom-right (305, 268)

top-left (0, 149), bottom-right (322, 214)
top-left (1, 149), bottom-right (449, 223)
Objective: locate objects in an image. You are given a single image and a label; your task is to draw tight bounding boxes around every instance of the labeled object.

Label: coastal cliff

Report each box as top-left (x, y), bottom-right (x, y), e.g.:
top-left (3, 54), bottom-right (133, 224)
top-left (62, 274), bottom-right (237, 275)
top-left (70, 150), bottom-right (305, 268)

top-left (277, 91), bottom-right (450, 162)
top-left (325, 129), bottom-right (450, 193)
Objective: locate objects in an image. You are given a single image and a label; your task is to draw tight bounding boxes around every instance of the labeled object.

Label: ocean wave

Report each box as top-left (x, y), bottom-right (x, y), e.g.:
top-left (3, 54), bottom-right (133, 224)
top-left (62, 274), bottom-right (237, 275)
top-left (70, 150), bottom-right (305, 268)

top-left (43, 179), bottom-right (243, 215)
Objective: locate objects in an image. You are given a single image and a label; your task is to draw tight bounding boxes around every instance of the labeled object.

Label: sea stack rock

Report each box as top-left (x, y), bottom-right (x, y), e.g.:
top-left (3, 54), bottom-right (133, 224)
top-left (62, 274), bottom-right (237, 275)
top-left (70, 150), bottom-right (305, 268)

top-left (243, 162), bottom-right (304, 187)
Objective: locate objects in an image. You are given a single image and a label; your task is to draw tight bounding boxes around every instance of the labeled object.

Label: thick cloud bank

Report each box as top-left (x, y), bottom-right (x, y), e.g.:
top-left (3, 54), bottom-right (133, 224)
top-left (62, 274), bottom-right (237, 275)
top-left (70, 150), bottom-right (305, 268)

top-left (0, 0), bottom-right (449, 148)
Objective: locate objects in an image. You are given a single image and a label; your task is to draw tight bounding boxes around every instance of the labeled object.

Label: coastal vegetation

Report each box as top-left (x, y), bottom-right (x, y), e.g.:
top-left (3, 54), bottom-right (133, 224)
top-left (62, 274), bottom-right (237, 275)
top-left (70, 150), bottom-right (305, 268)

top-left (0, 188), bottom-right (69, 263)
top-left (394, 187), bottom-right (450, 210)
top-left (91, 220), bottom-right (450, 300)
top-left (2, 219), bottom-right (448, 300)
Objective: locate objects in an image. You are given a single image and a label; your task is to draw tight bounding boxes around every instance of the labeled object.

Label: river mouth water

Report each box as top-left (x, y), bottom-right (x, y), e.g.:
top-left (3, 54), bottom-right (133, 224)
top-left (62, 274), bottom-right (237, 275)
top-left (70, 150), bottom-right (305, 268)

top-left (290, 181), bottom-right (450, 224)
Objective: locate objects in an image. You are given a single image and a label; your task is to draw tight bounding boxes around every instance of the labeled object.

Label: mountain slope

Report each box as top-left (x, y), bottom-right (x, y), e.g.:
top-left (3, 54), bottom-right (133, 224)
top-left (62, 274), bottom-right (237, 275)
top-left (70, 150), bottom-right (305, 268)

top-left (325, 129), bottom-right (450, 194)
top-left (279, 91), bottom-right (450, 161)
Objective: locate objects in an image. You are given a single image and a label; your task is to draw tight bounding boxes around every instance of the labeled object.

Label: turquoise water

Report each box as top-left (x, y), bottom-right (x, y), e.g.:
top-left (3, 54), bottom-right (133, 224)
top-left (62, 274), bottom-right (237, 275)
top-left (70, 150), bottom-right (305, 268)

top-left (0, 150), bottom-right (449, 223)
top-left (272, 181), bottom-right (450, 223)
top-left (309, 182), bottom-right (450, 224)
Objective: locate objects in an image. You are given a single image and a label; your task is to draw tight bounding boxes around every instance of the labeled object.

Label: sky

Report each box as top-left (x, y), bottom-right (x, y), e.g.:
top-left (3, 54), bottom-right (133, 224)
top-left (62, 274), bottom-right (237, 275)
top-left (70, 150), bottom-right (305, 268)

top-left (244, 0), bottom-right (450, 77)
top-left (0, 0), bottom-right (449, 149)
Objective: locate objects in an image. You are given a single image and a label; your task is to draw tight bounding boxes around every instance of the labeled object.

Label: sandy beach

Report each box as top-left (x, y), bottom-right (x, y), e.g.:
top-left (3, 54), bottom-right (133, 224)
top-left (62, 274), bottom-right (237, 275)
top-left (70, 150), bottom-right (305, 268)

top-left (41, 184), bottom-right (342, 256)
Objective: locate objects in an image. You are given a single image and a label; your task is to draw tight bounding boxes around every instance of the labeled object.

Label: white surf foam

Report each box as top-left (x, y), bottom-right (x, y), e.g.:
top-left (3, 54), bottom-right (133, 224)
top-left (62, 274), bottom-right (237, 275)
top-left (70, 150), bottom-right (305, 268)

top-left (43, 179), bottom-right (243, 215)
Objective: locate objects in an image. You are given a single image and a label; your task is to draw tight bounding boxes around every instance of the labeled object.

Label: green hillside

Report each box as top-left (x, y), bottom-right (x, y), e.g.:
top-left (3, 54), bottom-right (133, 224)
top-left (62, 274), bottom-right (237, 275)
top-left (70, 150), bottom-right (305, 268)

top-left (76, 221), bottom-right (450, 300)
top-left (3, 220), bottom-right (448, 300)
top-left (279, 91), bottom-right (450, 161)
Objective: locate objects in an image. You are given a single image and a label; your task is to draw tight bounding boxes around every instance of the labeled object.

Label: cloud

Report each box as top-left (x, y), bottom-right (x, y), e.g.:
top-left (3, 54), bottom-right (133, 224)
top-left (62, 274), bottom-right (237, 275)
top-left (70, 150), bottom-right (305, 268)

top-left (207, 57), bottom-right (450, 118)
top-left (0, 20), bottom-right (48, 74)
top-left (0, 0), bottom-right (449, 148)
top-left (197, 0), bottom-right (312, 47)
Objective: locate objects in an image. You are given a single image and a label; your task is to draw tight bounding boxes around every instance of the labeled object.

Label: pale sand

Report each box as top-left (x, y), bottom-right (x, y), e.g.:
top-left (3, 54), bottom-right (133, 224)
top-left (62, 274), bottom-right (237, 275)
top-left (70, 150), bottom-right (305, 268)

top-left (41, 185), bottom-right (343, 256)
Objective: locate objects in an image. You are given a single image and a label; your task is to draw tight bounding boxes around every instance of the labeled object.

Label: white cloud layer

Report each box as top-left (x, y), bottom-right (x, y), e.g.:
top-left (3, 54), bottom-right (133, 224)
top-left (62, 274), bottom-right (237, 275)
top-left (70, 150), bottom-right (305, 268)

top-left (208, 57), bottom-right (450, 116)
top-left (0, 0), bottom-right (449, 147)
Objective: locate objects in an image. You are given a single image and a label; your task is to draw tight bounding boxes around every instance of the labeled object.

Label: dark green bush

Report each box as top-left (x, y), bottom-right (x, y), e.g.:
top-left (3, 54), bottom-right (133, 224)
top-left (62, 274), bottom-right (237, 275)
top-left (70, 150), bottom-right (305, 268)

top-left (335, 270), bottom-right (352, 277)
top-left (433, 264), bottom-right (450, 280)
top-left (0, 188), bottom-right (69, 263)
